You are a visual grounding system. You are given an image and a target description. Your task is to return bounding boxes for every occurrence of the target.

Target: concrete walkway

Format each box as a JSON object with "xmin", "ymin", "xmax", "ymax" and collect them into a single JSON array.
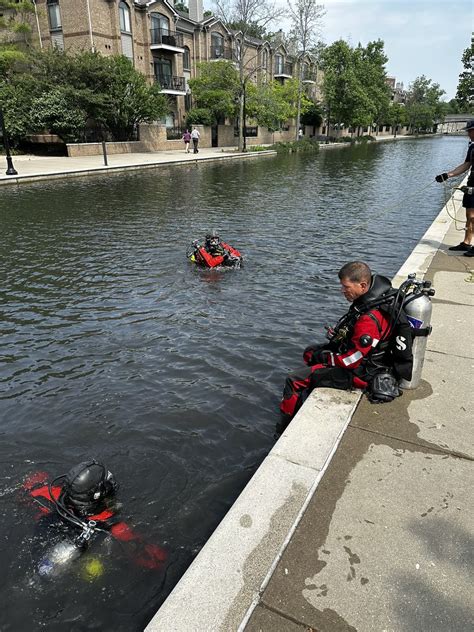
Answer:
[
  {"xmin": 145, "ymin": 185, "xmax": 473, "ymax": 631},
  {"xmin": 244, "ymin": 250, "xmax": 474, "ymax": 632},
  {"xmin": 0, "ymin": 134, "xmax": 417, "ymax": 187},
  {"xmin": 0, "ymin": 146, "xmax": 274, "ymax": 186}
]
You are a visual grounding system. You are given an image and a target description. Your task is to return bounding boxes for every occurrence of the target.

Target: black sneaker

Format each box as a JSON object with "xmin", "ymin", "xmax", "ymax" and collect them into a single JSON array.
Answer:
[
  {"xmin": 449, "ymin": 242, "xmax": 470, "ymax": 251},
  {"xmin": 463, "ymin": 246, "xmax": 474, "ymax": 257}
]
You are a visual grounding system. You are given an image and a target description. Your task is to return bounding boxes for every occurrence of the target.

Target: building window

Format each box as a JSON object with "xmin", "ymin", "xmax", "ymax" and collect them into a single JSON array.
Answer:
[
  {"xmin": 47, "ymin": 0, "xmax": 63, "ymax": 49},
  {"xmin": 47, "ymin": 0, "xmax": 61, "ymax": 30},
  {"xmin": 262, "ymin": 49, "xmax": 267, "ymax": 69},
  {"xmin": 275, "ymin": 54, "xmax": 283, "ymax": 74},
  {"xmin": 183, "ymin": 46, "xmax": 191, "ymax": 70},
  {"xmin": 151, "ymin": 12, "xmax": 169, "ymax": 35},
  {"xmin": 119, "ymin": 2, "xmax": 133, "ymax": 60},
  {"xmin": 119, "ymin": 2, "xmax": 131, "ymax": 33},
  {"xmin": 154, "ymin": 57, "xmax": 172, "ymax": 88},
  {"xmin": 211, "ymin": 32, "xmax": 224, "ymax": 58}
]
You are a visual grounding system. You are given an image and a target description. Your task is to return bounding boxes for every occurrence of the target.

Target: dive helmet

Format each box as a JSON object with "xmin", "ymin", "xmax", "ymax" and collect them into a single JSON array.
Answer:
[
  {"xmin": 205, "ymin": 231, "xmax": 220, "ymax": 249},
  {"xmin": 367, "ymin": 371, "xmax": 402, "ymax": 404},
  {"xmin": 63, "ymin": 460, "xmax": 117, "ymax": 509}
]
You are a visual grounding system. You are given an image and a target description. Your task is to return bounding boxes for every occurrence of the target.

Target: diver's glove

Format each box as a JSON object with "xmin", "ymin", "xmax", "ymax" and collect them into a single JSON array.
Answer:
[{"xmin": 435, "ymin": 173, "xmax": 448, "ymax": 183}]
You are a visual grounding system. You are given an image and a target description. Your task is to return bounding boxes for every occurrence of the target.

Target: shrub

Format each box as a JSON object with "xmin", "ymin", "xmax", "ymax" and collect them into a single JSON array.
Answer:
[
  {"xmin": 271, "ymin": 138, "xmax": 319, "ymax": 153},
  {"xmin": 186, "ymin": 108, "xmax": 213, "ymax": 127}
]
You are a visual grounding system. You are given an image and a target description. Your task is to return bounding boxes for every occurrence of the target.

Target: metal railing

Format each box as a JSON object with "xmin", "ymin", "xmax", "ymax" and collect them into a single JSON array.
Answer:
[
  {"xmin": 150, "ymin": 28, "xmax": 184, "ymax": 48},
  {"xmin": 166, "ymin": 127, "xmax": 187, "ymax": 140},
  {"xmin": 155, "ymin": 75, "xmax": 186, "ymax": 91},
  {"xmin": 274, "ymin": 62, "xmax": 293, "ymax": 76},
  {"xmin": 234, "ymin": 126, "xmax": 258, "ymax": 137}
]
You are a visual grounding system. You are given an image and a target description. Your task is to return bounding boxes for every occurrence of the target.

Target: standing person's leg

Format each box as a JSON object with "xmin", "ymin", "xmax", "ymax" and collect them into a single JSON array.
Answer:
[{"xmin": 463, "ymin": 207, "xmax": 474, "ymax": 256}]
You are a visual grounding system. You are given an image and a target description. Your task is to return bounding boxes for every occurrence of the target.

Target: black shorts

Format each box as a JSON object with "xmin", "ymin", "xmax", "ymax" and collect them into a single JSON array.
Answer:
[{"xmin": 462, "ymin": 192, "xmax": 474, "ymax": 209}]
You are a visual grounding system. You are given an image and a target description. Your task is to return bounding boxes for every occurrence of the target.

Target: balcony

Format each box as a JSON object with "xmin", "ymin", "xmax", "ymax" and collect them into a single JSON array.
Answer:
[
  {"xmin": 210, "ymin": 45, "xmax": 235, "ymax": 61},
  {"xmin": 155, "ymin": 75, "xmax": 187, "ymax": 95},
  {"xmin": 274, "ymin": 62, "xmax": 293, "ymax": 78},
  {"xmin": 150, "ymin": 29, "xmax": 185, "ymax": 53}
]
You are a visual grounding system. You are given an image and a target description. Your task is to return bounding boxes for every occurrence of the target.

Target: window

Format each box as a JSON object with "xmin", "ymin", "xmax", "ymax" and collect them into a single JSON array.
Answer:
[
  {"xmin": 47, "ymin": 0, "xmax": 61, "ymax": 30},
  {"xmin": 275, "ymin": 54, "xmax": 283, "ymax": 74},
  {"xmin": 183, "ymin": 46, "xmax": 191, "ymax": 70},
  {"xmin": 211, "ymin": 32, "xmax": 224, "ymax": 58},
  {"xmin": 119, "ymin": 2, "xmax": 131, "ymax": 34},
  {"xmin": 151, "ymin": 12, "xmax": 169, "ymax": 35},
  {"xmin": 262, "ymin": 49, "xmax": 267, "ymax": 69},
  {"xmin": 154, "ymin": 58, "xmax": 172, "ymax": 88}
]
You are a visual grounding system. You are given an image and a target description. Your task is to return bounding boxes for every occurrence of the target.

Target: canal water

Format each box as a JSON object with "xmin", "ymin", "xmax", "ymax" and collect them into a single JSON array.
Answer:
[{"xmin": 0, "ymin": 136, "xmax": 467, "ymax": 630}]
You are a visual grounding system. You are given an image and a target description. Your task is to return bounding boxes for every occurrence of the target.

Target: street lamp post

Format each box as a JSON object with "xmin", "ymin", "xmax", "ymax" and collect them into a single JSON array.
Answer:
[{"xmin": 0, "ymin": 105, "xmax": 18, "ymax": 176}]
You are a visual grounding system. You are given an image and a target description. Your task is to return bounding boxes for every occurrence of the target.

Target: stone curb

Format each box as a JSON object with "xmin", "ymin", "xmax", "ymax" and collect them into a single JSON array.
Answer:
[
  {"xmin": 144, "ymin": 179, "xmax": 465, "ymax": 632},
  {"xmin": 0, "ymin": 150, "xmax": 276, "ymax": 187}
]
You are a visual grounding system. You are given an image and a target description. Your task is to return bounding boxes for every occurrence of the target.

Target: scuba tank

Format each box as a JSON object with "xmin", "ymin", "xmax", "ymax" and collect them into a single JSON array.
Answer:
[
  {"xmin": 398, "ymin": 274, "xmax": 435, "ymax": 390},
  {"xmin": 37, "ymin": 521, "xmax": 96, "ymax": 578}
]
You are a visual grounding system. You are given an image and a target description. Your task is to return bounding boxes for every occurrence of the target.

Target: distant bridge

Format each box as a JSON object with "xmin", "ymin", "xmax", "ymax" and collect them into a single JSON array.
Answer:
[{"xmin": 437, "ymin": 114, "xmax": 473, "ymax": 134}]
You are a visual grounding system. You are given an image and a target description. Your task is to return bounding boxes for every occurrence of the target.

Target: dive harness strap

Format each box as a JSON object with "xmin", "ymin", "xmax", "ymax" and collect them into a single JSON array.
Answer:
[{"xmin": 411, "ymin": 326, "xmax": 432, "ymax": 337}]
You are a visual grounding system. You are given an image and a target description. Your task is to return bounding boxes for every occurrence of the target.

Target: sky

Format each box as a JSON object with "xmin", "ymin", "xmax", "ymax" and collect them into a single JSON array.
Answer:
[{"xmin": 206, "ymin": 0, "xmax": 472, "ymax": 100}]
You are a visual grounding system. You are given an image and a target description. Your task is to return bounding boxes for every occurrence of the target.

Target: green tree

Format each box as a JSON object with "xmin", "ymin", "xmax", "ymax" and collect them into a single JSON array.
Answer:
[
  {"xmin": 387, "ymin": 102, "xmax": 407, "ymax": 137},
  {"xmin": 247, "ymin": 78, "xmax": 308, "ymax": 131},
  {"xmin": 455, "ymin": 45, "xmax": 473, "ymax": 111},
  {"xmin": 188, "ymin": 60, "xmax": 240, "ymax": 123},
  {"xmin": 212, "ymin": 0, "xmax": 284, "ymax": 150},
  {"xmin": 30, "ymin": 88, "xmax": 88, "ymax": 142},
  {"xmin": 405, "ymin": 75, "xmax": 445, "ymax": 133},
  {"xmin": 0, "ymin": 0, "xmax": 35, "ymax": 75},
  {"xmin": 353, "ymin": 40, "xmax": 391, "ymax": 133}
]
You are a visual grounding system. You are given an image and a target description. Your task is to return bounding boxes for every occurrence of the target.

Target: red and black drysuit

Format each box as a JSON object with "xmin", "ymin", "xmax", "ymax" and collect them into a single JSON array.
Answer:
[
  {"xmin": 194, "ymin": 242, "xmax": 242, "ymax": 268},
  {"xmin": 23, "ymin": 471, "xmax": 167, "ymax": 570},
  {"xmin": 280, "ymin": 275, "xmax": 397, "ymax": 418}
]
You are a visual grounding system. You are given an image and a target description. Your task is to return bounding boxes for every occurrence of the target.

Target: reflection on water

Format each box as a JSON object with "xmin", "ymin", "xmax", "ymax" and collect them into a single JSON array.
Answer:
[{"xmin": 0, "ymin": 136, "xmax": 467, "ymax": 630}]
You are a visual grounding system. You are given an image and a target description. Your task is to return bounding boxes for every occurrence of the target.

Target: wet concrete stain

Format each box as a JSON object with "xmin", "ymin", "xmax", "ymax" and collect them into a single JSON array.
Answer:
[
  {"xmin": 255, "ymin": 376, "xmax": 470, "ymax": 631},
  {"xmin": 240, "ymin": 514, "xmax": 253, "ymax": 528}
]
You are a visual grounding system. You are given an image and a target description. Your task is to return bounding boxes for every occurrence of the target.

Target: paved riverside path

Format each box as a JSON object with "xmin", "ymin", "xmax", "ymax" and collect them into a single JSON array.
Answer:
[
  {"xmin": 0, "ymin": 146, "xmax": 274, "ymax": 185},
  {"xmin": 243, "ymin": 226, "xmax": 474, "ymax": 629}
]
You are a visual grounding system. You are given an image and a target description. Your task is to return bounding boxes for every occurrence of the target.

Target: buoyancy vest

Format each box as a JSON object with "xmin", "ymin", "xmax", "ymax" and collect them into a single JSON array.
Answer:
[{"xmin": 194, "ymin": 241, "xmax": 242, "ymax": 268}]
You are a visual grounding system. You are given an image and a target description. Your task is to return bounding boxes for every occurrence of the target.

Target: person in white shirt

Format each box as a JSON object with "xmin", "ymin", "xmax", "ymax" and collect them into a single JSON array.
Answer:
[{"xmin": 191, "ymin": 127, "xmax": 200, "ymax": 153}]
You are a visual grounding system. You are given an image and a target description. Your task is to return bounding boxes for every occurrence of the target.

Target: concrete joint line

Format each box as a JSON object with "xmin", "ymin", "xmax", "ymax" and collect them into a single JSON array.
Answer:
[
  {"xmin": 257, "ymin": 600, "xmax": 311, "ymax": 630},
  {"xmin": 427, "ymin": 348, "xmax": 474, "ymax": 360},
  {"xmin": 272, "ymin": 451, "xmax": 322, "ymax": 473},
  {"xmin": 348, "ymin": 424, "xmax": 474, "ymax": 462}
]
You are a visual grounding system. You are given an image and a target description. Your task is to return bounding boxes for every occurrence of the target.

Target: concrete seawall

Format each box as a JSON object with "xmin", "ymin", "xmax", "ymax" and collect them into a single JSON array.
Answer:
[{"xmin": 145, "ymin": 180, "xmax": 471, "ymax": 631}]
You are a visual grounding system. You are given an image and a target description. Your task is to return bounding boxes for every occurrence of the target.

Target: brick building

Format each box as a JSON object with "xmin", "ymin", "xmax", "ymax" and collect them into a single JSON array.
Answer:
[{"xmin": 29, "ymin": 0, "xmax": 321, "ymax": 132}]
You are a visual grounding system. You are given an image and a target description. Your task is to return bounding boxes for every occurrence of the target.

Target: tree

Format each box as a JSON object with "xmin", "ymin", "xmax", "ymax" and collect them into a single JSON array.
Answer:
[
  {"xmin": 188, "ymin": 60, "xmax": 240, "ymax": 123},
  {"xmin": 212, "ymin": 0, "xmax": 284, "ymax": 150},
  {"xmin": 248, "ymin": 78, "xmax": 310, "ymax": 131},
  {"xmin": 455, "ymin": 45, "xmax": 473, "ymax": 111},
  {"xmin": 405, "ymin": 75, "xmax": 445, "ymax": 133},
  {"xmin": 387, "ymin": 102, "xmax": 407, "ymax": 137},
  {"xmin": 0, "ymin": 0, "xmax": 35, "ymax": 75},
  {"xmin": 320, "ymin": 40, "xmax": 357, "ymax": 133},
  {"xmin": 287, "ymin": 0, "xmax": 324, "ymax": 139},
  {"xmin": 353, "ymin": 40, "xmax": 390, "ymax": 134}
]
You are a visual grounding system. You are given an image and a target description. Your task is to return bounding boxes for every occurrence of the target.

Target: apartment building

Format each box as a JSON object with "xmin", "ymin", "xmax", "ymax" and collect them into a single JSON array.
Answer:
[{"xmin": 30, "ymin": 0, "xmax": 321, "ymax": 130}]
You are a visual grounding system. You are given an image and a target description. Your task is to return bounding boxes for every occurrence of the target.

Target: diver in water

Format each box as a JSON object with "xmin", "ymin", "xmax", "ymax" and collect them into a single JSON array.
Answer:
[
  {"xmin": 187, "ymin": 231, "xmax": 243, "ymax": 268},
  {"xmin": 23, "ymin": 460, "xmax": 167, "ymax": 579}
]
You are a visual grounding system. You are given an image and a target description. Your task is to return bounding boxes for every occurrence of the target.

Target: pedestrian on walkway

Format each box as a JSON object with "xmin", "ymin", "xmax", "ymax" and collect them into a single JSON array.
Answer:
[
  {"xmin": 182, "ymin": 129, "xmax": 192, "ymax": 153},
  {"xmin": 191, "ymin": 127, "xmax": 200, "ymax": 154},
  {"xmin": 435, "ymin": 119, "xmax": 474, "ymax": 258}
]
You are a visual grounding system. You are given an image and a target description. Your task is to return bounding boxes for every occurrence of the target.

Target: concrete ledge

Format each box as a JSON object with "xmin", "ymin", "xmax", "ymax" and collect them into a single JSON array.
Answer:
[
  {"xmin": 0, "ymin": 150, "xmax": 277, "ymax": 187},
  {"xmin": 145, "ymin": 178, "xmax": 467, "ymax": 631},
  {"xmin": 145, "ymin": 389, "xmax": 360, "ymax": 632}
]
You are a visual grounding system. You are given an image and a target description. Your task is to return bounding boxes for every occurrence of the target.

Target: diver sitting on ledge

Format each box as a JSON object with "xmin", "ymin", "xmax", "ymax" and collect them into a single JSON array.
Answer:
[
  {"xmin": 280, "ymin": 261, "xmax": 420, "ymax": 420},
  {"xmin": 187, "ymin": 231, "xmax": 243, "ymax": 268},
  {"xmin": 23, "ymin": 459, "xmax": 167, "ymax": 579}
]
